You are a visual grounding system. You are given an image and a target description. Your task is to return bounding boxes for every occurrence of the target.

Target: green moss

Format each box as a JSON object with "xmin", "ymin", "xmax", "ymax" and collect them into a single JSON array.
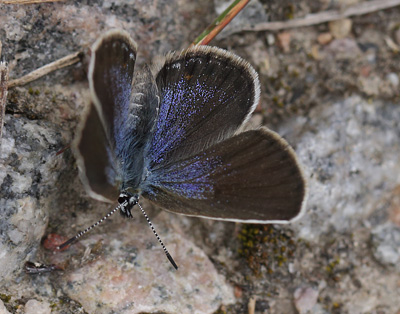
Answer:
[
  {"xmin": 284, "ymin": 4, "xmax": 295, "ymax": 20},
  {"xmin": 272, "ymin": 95, "xmax": 284, "ymax": 107},
  {"xmin": 50, "ymin": 302, "xmax": 59, "ymax": 310},
  {"xmin": 332, "ymin": 302, "xmax": 340, "ymax": 308},
  {"xmin": 0, "ymin": 293, "xmax": 11, "ymax": 303},
  {"xmin": 213, "ymin": 306, "xmax": 227, "ymax": 314},
  {"xmin": 325, "ymin": 258, "xmax": 340, "ymax": 274},
  {"xmin": 291, "ymin": 69, "xmax": 300, "ymax": 78},
  {"xmin": 27, "ymin": 88, "xmax": 40, "ymax": 95},
  {"xmin": 238, "ymin": 225, "xmax": 297, "ymax": 275}
]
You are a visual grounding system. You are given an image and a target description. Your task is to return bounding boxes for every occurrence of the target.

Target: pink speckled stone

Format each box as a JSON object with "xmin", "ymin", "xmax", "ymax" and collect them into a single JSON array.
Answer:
[{"xmin": 57, "ymin": 211, "xmax": 234, "ymax": 314}]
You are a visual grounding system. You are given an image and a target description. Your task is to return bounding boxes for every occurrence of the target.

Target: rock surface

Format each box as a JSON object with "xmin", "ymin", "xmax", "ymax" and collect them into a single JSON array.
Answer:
[
  {"xmin": 285, "ymin": 96, "xmax": 400, "ymax": 241},
  {"xmin": 56, "ymin": 212, "xmax": 234, "ymax": 314},
  {"xmin": 0, "ymin": 115, "xmax": 62, "ymax": 284}
]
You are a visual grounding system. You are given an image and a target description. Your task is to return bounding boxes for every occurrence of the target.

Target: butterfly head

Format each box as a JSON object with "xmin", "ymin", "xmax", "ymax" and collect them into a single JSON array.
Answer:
[{"xmin": 118, "ymin": 192, "xmax": 139, "ymax": 218}]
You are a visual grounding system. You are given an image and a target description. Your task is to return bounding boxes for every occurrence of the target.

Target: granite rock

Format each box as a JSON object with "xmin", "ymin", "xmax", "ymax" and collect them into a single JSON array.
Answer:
[
  {"xmin": 1, "ymin": 1, "xmax": 400, "ymax": 313},
  {"xmin": 0, "ymin": 1, "xmax": 235, "ymax": 313},
  {"xmin": 0, "ymin": 115, "xmax": 62, "ymax": 285},
  {"xmin": 281, "ymin": 96, "xmax": 400, "ymax": 242},
  {"xmin": 371, "ymin": 222, "xmax": 400, "ymax": 270},
  {"xmin": 52, "ymin": 211, "xmax": 234, "ymax": 314}
]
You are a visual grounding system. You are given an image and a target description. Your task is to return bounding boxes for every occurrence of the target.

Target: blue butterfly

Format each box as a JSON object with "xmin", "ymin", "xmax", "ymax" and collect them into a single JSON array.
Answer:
[{"xmin": 60, "ymin": 29, "xmax": 307, "ymax": 269}]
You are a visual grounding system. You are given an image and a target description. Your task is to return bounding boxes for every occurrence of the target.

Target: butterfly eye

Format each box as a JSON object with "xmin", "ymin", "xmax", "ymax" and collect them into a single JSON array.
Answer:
[{"xmin": 118, "ymin": 193, "xmax": 129, "ymax": 204}]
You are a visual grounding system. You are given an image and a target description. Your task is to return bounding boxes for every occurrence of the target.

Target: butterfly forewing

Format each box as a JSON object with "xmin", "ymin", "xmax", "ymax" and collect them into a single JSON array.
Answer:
[
  {"xmin": 88, "ymin": 29, "xmax": 138, "ymax": 155},
  {"xmin": 142, "ymin": 128, "xmax": 307, "ymax": 223},
  {"xmin": 146, "ymin": 46, "xmax": 260, "ymax": 171}
]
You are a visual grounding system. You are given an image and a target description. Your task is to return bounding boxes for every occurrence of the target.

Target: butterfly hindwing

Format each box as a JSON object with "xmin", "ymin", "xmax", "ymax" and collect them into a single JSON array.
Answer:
[
  {"xmin": 76, "ymin": 30, "xmax": 160, "ymax": 201},
  {"xmin": 146, "ymin": 46, "xmax": 260, "ymax": 171},
  {"xmin": 142, "ymin": 128, "xmax": 307, "ymax": 222},
  {"xmin": 73, "ymin": 102, "xmax": 120, "ymax": 202}
]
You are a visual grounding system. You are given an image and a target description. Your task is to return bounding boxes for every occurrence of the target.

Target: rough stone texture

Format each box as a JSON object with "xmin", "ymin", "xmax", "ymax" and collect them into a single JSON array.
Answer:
[
  {"xmin": 0, "ymin": 115, "xmax": 63, "ymax": 284},
  {"xmin": 371, "ymin": 222, "xmax": 400, "ymax": 270},
  {"xmin": 293, "ymin": 286, "xmax": 319, "ymax": 314},
  {"xmin": 279, "ymin": 97, "xmax": 400, "ymax": 313},
  {"xmin": 328, "ymin": 18, "xmax": 353, "ymax": 39},
  {"xmin": 0, "ymin": 300, "xmax": 11, "ymax": 314},
  {"xmin": 53, "ymin": 212, "xmax": 234, "ymax": 314},
  {"xmin": 214, "ymin": 0, "xmax": 269, "ymax": 39},
  {"xmin": 0, "ymin": 1, "xmax": 233, "ymax": 313},
  {"xmin": 283, "ymin": 96, "xmax": 400, "ymax": 241},
  {"xmin": 23, "ymin": 299, "xmax": 51, "ymax": 314},
  {"xmin": 1, "ymin": 1, "xmax": 400, "ymax": 313}
]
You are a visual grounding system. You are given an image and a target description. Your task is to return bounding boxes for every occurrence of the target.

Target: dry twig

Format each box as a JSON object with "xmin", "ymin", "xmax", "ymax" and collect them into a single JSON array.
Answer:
[
  {"xmin": 8, "ymin": 51, "xmax": 82, "ymax": 88},
  {"xmin": 248, "ymin": 296, "xmax": 256, "ymax": 314},
  {"xmin": 242, "ymin": 0, "xmax": 400, "ymax": 31}
]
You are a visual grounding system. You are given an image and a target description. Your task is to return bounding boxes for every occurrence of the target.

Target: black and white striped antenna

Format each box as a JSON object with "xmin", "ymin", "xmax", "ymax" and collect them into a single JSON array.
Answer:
[
  {"xmin": 137, "ymin": 202, "xmax": 178, "ymax": 270},
  {"xmin": 57, "ymin": 197, "xmax": 178, "ymax": 270},
  {"xmin": 57, "ymin": 202, "xmax": 123, "ymax": 250}
]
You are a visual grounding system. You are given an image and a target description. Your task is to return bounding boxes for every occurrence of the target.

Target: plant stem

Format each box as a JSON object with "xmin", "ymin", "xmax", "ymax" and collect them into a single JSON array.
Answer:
[{"xmin": 191, "ymin": 0, "xmax": 250, "ymax": 46}]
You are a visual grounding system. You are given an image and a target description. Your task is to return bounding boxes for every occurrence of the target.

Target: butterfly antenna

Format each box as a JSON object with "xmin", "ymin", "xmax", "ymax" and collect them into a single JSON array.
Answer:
[
  {"xmin": 57, "ymin": 203, "xmax": 122, "ymax": 250},
  {"xmin": 137, "ymin": 202, "xmax": 178, "ymax": 270}
]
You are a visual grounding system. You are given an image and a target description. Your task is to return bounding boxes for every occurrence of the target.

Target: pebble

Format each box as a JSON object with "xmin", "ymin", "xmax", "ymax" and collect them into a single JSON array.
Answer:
[
  {"xmin": 277, "ymin": 31, "xmax": 291, "ymax": 52},
  {"xmin": 234, "ymin": 285, "xmax": 243, "ymax": 298},
  {"xmin": 359, "ymin": 65, "xmax": 371, "ymax": 77},
  {"xmin": 311, "ymin": 44, "xmax": 321, "ymax": 60},
  {"xmin": 329, "ymin": 18, "xmax": 352, "ymax": 39},
  {"xmin": 24, "ymin": 300, "xmax": 51, "ymax": 314},
  {"xmin": 317, "ymin": 32, "xmax": 333, "ymax": 45},
  {"xmin": 386, "ymin": 72, "xmax": 399, "ymax": 87},
  {"xmin": 266, "ymin": 33, "xmax": 275, "ymax": 46},
  {"xmin": 359, "ymin": 76, "xmax": 380, "ymax": 96},
  {"xmin": 293, "ymin": 286, "xmax": 319, "ymax": 314},
  {"xmin": 371, "ymin": 223, "xmax": 400, "ymax": 270},
  {"xmin": 327, "ymin": 38, "xmax": 360, "ymax": 56}
]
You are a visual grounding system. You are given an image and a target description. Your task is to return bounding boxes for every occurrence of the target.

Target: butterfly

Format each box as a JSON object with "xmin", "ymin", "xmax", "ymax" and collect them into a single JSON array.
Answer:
[{"xmin": 59, "ymin": 29, "xmax": 307, "ymax": 269}]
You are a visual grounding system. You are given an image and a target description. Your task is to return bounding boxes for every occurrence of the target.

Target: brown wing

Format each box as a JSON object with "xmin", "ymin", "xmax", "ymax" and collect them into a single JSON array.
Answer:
[{"xmin": 142, "ymin": 128, "xmax": 307, "ymax": 223}]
